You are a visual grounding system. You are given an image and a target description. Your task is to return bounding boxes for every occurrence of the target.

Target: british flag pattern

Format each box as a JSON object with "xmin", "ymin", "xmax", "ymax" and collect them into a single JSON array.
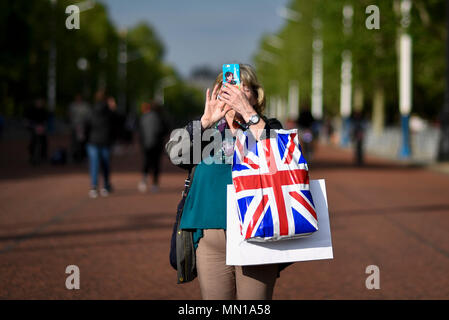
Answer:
[{"xmin": 232, "ymin": 129, "xmax": 318, "ymax": 241}]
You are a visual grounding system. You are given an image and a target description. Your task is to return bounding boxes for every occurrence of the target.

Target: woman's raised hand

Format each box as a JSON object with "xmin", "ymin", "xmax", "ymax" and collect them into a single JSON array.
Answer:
[
  {"xmin": 200, "ymin": 84, "xmax": 231, "ymax": 129},
  {"xmin": 219, "ymin": 83, "xmax": 255, "ymax": 122}
]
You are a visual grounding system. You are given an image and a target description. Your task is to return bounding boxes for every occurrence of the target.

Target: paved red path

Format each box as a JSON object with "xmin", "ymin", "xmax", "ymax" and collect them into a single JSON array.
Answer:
[{"xmin": 0, "ymin": 136, "xmax": 448, "ymax": 299}]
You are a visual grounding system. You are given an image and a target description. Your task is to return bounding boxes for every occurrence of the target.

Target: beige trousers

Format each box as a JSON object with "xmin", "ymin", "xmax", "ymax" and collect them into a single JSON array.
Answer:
[{"xmin": 196, "ymin": 229, "xmax": 278, "ymax": 300}]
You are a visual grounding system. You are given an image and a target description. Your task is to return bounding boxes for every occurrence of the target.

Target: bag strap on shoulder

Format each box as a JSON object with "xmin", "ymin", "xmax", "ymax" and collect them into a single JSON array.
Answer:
[{"xmin": 182, "ymin": 166, "xmax": 195, "ymax": 198}]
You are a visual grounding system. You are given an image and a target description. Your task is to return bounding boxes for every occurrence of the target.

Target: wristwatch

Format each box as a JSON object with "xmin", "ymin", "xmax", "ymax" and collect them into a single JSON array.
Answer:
[{"xmin": 244, "ymin": 114, "xmax": 260, "ymax": 130}]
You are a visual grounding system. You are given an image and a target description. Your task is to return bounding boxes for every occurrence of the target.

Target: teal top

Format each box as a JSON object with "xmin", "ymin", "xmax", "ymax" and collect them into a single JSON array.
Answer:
[{"xmin": 179, "ymin": 159, "xmax": 233, "ymax": 248}]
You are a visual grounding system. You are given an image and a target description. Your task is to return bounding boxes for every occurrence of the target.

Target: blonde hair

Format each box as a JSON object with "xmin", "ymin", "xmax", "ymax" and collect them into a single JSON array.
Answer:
[{"xmin": 213, "ymin": 64, "xmax": 266, "ymax": 115}]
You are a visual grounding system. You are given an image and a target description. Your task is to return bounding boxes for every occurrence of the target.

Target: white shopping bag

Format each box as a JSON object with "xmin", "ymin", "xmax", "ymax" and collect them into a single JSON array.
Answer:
[{"xmin": 226, "ymin": 179, "xmax": 333, "ymax": 266}]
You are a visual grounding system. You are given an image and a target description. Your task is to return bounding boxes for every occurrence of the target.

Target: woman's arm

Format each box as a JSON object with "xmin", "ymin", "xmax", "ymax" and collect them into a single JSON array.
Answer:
[
  {"xmin": 165, "ymin": 119, "xmax": 200, "ymax": 171},
  {"xmin": 165, "ymin": 116, "xmax": 283, "ymax": 169},
  {"xmin": 167, "ymin": 84, "xmax": 233, "ymax": 169}
]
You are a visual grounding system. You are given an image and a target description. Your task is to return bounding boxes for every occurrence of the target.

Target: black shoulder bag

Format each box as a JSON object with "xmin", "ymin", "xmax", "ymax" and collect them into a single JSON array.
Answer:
[{"xmin": 169, "ymin": 167, "xmax": 197, "ymax": 284}]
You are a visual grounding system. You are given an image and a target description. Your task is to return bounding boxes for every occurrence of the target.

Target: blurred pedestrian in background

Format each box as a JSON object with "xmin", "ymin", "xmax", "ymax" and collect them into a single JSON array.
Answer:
[
  {"xmin": 0, "ymin": 113, "xmax": 4, "ymax": 140},
  {"xmin": 68, "ymin": 93, "xmax": 90, "ymax": 163},
  {"xmin": 284, "ymin": 116, "xmax": 298, "ymax": 130},
  {"xmin": 24, "ymin": 98, "xmax": 49, "ymax": 165},
  {"xmin": 351, "ymin": 110, "xmax": 366, "ymax": 166},
  {"xmin": 323, "ymin": 117, "xmax": 335, "ymax": 145},
  {"xmin": 85, "ymin": 90, "xmax": 118, "ymax": 198},
  {"xmin": 297, "ymin": 105, "xmax": 317, "ymax": 162},
  {"xmin": 138, "ymin": 101, "xmax": 168, "ymax": 193}
]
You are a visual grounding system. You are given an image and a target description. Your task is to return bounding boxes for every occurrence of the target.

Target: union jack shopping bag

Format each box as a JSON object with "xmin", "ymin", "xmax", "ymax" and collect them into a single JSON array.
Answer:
[{"xmin": 232, "ymin": 129, "xmax": 318, "ymax": 242}]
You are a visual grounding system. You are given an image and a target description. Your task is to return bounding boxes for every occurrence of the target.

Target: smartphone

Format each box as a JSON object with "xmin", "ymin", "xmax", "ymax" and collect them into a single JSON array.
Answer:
[{"xmin": 222, "ymin": 64, "xmax": 241, "ymax": 88}]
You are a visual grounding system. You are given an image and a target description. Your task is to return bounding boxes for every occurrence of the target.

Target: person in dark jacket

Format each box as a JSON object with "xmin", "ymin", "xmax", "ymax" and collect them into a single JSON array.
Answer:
[
  {"xmin": 69, "ymin": 93, "xmax": 90, "ymax": 163},
  {"xmin": 166, "ymin": 64, "xmax": 285, "ymax": 300},
  {"xmin": 85, "ymin": 90, "xmax": 117, "ymax": 198},
  {"xmin": 296, "ymin": 106, "xmax": 317, "ymax": 162},
  {"xmin": 138, "ymin": 101, "xmax": 168, "ymax": 193},
  {"xmin": 351, "ymin": 110, "xmax": 366, "ymax": 166},
  {"xmin": 25, "ymin": 98, "xmax": 49, "ymax": 165}
]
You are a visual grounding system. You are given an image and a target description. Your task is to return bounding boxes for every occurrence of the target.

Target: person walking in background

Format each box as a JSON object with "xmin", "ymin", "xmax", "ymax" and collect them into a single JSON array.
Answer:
[
  {"xmin": 351, "ymin": 110, "xmax": 366, "ymax": 166},
  {"xmin": 323, "ymin": 117, "xmax": 335, "ymax": 145},
  {"xmin": 85, "ymin": 90, "xmax": 117, "ymax": 198},
  {"xmin": 138, "ymin": 101, "xmax": 168, "ymax": 193},
  {"xmin": 69, "ymin": 93, "xmax": 90, "ymax": 163},
  {"xmin": 24, "ymin": 98, "xmax": 49, "ymax": 165},
  {"xmin": 296, "ymin": 105, "xmax": 317, "ymax": 162}
]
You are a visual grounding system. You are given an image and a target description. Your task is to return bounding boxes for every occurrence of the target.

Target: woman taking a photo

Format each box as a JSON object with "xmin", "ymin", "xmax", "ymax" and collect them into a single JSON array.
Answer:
[{"xmin": 166, "ymin": 64, "xmax": 284, "ymax": 300}]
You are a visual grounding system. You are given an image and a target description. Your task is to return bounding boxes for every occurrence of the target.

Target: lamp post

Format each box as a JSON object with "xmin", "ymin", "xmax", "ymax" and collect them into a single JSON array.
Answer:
[
  {"xmin": 288, "ymin": 80, "xmax": 299, "ymax": 121},
  {"xmin": 268, "ymin": 96, "xmax": 276, "ymax": 119},
  {"xmin": 76, "ymin": 57, "xmax": 89, "ymax": 96},
  {"xmin": 398, "ymin": 0, "xmax": 412, "ymax": 159},
  {"xmin": 265, "ymin": 35, "xmax": 299, "ymax": 124},
  {"xmin": 117, "ymin": 29, "xmax": 127, "ymax": 114},
  {"xmin": 438, "ymin": 0, "xmax": 449, "ymax": 161},
  {"xmin": 98, "ymin": 48, "xmax": 108, "ymax": 90},
  {"xmin": 340, "ymin": 4, "xmax": 353, "ymax": 147},
  {"xmin": 311, "ymin": 19, "xmax": 323, "ymax": 122},
  {"xmin": 276, "ymin": 95, "xmax": 287, "ymax": 123},
  {"xmin": 47, "ymin": 0, "xmax": 57, "ymax": 133}
]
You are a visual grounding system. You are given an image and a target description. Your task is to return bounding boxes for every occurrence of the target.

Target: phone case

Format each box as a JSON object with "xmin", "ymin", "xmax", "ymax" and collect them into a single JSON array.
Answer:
[{"xmin": 223, "ymin": 64, "xmax": 241, "ymax": 88}]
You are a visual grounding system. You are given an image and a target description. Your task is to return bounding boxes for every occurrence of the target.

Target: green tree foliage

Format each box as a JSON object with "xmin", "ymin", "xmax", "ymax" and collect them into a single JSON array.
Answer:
[
  {"xmin": 254, "ymin": 0, "xmax": 446, "ymax": 122},
  {"xmin": 0, "ymin": 0, "xmax": 203, "ymax": 122},
  {"xmin": 0, "ymin": 0, "xmax": 120, "ymax": 116},
  {"xmin": 411, "ymin": 0, "xmax": 446, "ymax": 120},
  {"xmin": 164, "ymin": 81, "xmax": 205, "ymax": 126},
  {"xmin": 125, "ymin": 22, "xmax": 165, "ymax": 112},
  {"xmin": 1, "ymin": 0, "xmax": 53, "ymax": 116}
]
